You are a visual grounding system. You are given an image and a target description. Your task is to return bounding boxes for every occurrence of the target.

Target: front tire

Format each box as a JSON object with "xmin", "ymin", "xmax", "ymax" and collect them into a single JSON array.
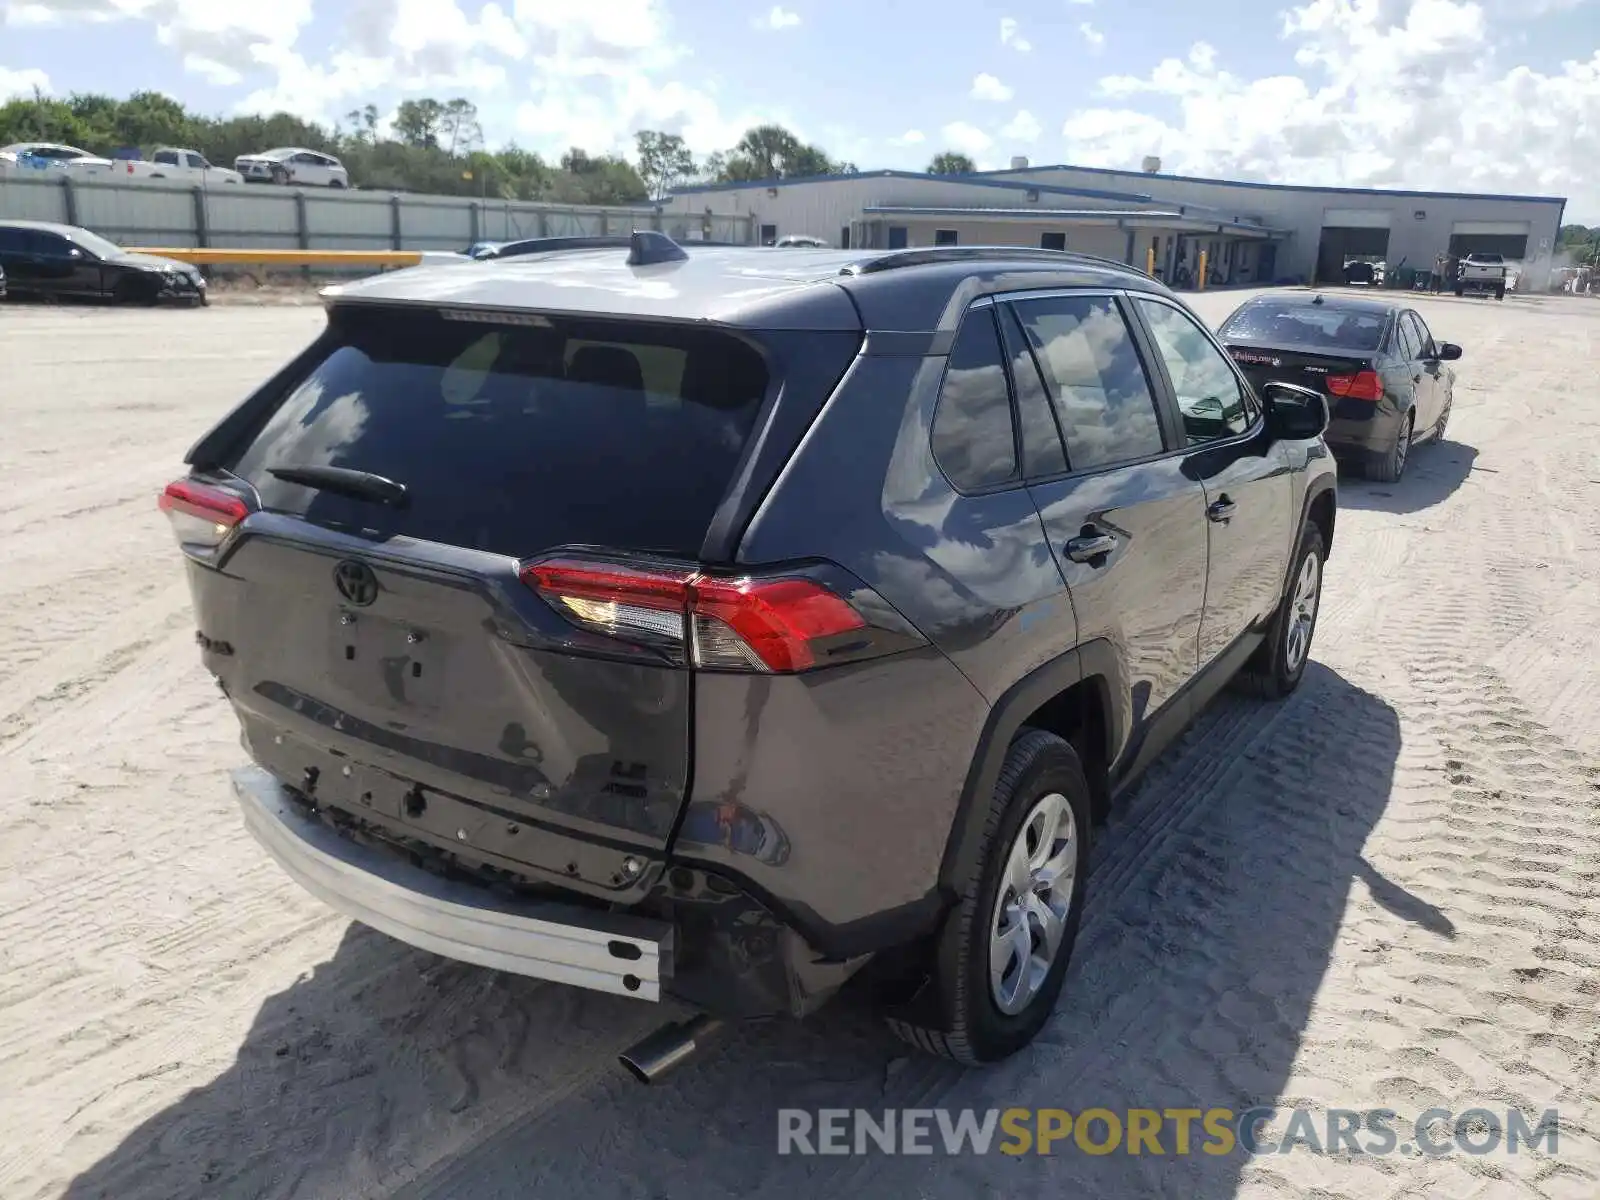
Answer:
[
  {"xmin": 886, "ymin": 730, "xmax": 1091, "ymax": 1065},
  {"xmin": 1239, "ymin": 525, "xmax": 1326, "ymax": 699}
]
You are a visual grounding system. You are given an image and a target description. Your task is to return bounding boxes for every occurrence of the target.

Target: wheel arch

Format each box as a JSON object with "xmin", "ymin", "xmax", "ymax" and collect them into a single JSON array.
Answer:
[{"xmin": 938, "ymin": 639, "xmax": 1130, "ymax": 894}]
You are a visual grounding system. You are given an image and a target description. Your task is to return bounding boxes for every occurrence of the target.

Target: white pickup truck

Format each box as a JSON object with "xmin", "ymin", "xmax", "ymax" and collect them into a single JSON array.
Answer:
[
  {"xmin": 1455, "ymin": 253, "xmax": 1509, "ymax": 300},
  {"xmin": 114, "ymin": 148, "xmax": 244, "ymax": 186}
]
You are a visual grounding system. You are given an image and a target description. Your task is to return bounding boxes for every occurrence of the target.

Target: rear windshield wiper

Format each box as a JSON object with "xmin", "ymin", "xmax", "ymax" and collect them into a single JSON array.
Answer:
[{"xmin": 267, "ymin": 464, "xmax": 408, "ymax": 507}]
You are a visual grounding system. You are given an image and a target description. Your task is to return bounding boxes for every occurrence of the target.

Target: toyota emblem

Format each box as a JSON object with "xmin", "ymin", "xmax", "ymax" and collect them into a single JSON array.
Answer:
[{"xmin": 333, "ymin": 559, "xmax": 379, "ymax": 606}]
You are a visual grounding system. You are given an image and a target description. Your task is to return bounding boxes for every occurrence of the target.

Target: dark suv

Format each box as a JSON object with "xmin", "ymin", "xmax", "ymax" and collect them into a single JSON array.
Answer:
[{"xmin": 162, "ymin": 235, "xmax": 1336, "ymax": 1073}]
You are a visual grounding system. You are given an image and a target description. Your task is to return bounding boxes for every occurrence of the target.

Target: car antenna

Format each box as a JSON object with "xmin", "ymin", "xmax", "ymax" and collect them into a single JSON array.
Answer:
[{"xmin": 627, "ymin": 229, "xmax": 689, "ymax": 266}]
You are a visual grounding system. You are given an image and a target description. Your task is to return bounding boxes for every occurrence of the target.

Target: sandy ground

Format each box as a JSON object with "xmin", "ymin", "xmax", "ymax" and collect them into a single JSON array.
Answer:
[{"xmin": 1, "ymin": 290, "xmax": 1597, "ymax": 1200}]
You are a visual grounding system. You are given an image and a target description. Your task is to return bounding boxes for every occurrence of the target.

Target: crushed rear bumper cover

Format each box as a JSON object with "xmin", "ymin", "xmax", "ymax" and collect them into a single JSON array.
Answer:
[{"xmin": 231, "ymin": 766, "xmax": 672, "ymax": 999}]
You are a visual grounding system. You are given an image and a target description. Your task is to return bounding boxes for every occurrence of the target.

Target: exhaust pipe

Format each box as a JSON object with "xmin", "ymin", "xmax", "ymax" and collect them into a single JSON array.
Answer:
[{"xmin": 618, "ymin": 1014, "xmax": 723, "ymax": 1084}]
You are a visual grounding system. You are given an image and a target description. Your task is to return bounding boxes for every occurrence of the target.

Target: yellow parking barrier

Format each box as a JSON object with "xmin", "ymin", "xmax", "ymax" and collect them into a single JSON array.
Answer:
[
  {"xmin": 125, "ymin": 248, "xmax": 425, "ymax": 267},
  {"xmin": 1198, "ymin": 248, "xmax": 1208, "ymax": 291}
]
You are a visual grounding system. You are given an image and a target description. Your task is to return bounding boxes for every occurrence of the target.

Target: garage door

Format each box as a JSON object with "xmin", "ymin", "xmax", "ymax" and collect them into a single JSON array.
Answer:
[
  {"xmin": 1316, "ymin": 210, "xmax": 1393, "ymax": 282},
  {"xmin": 1448, "ymin": 220, "xmax": 1530, "ymax": 261}
]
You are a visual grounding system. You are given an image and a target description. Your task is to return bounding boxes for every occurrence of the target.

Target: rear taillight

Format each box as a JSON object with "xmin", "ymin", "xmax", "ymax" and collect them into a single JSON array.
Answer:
[
  {"xmin": 159, "ymin": 479, "xmax": 249, "ymax": 548},
  {"xmin": 1325, "ymin": 369, "xmax": 1383, "ymax": 401},
  {"xmin": 522, "ymin": 558, "xmax": 871, "ymax": 674}
]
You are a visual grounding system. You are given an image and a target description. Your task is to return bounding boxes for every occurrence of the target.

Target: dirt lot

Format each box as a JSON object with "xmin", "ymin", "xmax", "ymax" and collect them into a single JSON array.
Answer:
[{"xmin": 1, "ymin": 291, "xmax": 1597, "ymax": 1200}]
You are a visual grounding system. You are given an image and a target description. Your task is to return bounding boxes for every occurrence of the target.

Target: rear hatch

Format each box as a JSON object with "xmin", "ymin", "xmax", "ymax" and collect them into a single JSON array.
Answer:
[
  {"xmin": 1224, "ymin": 339, "xmax": 1374, "ymax": 397},
  {"xmin": 169, "ymin": 302, "xmax": 857, "ymax": 890}
]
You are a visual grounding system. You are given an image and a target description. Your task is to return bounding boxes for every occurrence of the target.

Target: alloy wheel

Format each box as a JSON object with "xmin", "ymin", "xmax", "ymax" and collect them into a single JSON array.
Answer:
[{"xmin": 989, "ymin": 791, "xmax": 1078, "ymax": 1016}]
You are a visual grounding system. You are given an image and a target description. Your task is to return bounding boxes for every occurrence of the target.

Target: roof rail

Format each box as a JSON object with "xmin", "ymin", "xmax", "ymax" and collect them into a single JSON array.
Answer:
[
  {"xmin": 486, "ymin": 231, "xmax": 746, "ymax": 261},
  {"xmin": 840, "ymin": 245, "xmax": 1151, "ymax": 279}
]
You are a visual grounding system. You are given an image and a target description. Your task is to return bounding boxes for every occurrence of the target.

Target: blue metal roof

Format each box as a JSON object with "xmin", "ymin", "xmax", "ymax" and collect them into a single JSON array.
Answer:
[
  {"xmin": 668, "ymin": 163, "xmax": 1565, "ymax": 209},
  {"xmin": 668, "ymin": 168, "xmax": 1156, "ymax": 205},
  {"xmin": 972, "ymin": 162, "xmax": 1568, "ymax": 206}
]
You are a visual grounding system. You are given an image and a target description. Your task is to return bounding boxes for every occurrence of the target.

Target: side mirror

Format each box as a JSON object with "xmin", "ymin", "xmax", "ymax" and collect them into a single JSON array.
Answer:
[
  {"xmin": 1263, "ymin": 381, "xmax": 1330, "ymax": 441},
  {"xmin": 1436, "ymin": 342, "xmax": 1462, "ymax": 361}
]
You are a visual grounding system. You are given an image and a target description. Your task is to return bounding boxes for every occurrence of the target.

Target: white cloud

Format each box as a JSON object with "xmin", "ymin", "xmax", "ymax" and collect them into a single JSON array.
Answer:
[
  {"xmin": 1000, "ymin": 109, "xmax": 1042, "ymax": 142},
  {"xmin": 999, "ymin": 16, "xmax": 1031, "ymax": 52},
  {"xmin": 890, "ymin": 129, "xmax": 926, "ymax": 146},
  {"xmin": 970, "ymin": 72, "xmax": 1013, "ymax": 102},
  {"xmin": 1080, "ymin": 21, "xmax": 1104, "ymax": 52},
  {"xmin": 0, "ymin": 65, "xmax": 50, "ymax": 98},
  {"xmin": 1062, "ymin": 2, "xmax": 1600, "ymax": 219},
  {"xmin": 755, "ymin": 4, "xmax": 799, "ymax": 29},
  {"xmin": 941, "ymin": 120, "xmax": 993, "ymax": 157}
]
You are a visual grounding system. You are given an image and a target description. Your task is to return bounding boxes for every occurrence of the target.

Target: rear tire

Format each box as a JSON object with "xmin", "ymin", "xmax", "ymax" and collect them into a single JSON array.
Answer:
[
  {"xmin": 885, "ymin": 730, "xmax": 1091, "ymax": 1065},
  {"xmin": 1495, "ymin": 284, "xmax": 1505, "ymax": 301},
  {"xmin": 270, "ymin": 165, "xmax": 290, "ymax": 186},
  {"xmin": 1369, "ymin": 411, "xmax": 1413, "ymax": 484},
  {"xmin": 1454, "ymin": 283, "xmax": 1464, "ymax": 297},
  {"xmin": 1238, "ymin": 525, "xmax": 1325, "ymax": 699}
]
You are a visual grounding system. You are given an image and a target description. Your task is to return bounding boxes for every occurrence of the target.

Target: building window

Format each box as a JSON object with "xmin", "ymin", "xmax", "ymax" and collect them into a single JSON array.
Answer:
[
  {"xmin": 1040, "ymin": 232, "xmax": 1066, "ymax": 251},
  {"xmin": 888, "ymin": 226, "xmax": 909, "ymax": 249},
  {"xmin": 759, "ymin": 224, "xmax": 778, "ymax": 246},
  {"xmin": 840, "ymin": 226, "xmax": 851, "ymax": 250},
  {"xmin": 935, "ymin": 229, "xmax": 959, "ymax": 246}
]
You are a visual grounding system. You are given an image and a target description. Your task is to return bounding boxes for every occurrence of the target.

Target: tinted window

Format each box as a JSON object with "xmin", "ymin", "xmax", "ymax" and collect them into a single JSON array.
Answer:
[
  {"xmin": 1220, "ymin": 301, "xmax": 1387, "ymax": 353},
  {"xmin": 0, "ymin": 228, "xmax": 25, "ymax": 253},
  {"xmin": 153, "ymin": 150, "xmax": 179, "ymax": 165},
  {"xmin": 228, "ymin": 307, "xmax": 771, "ymax": 559},
  {"xmin": 1012, "ymin": 295, "xmax": 1165, "ymax": 470},
  {"xmin": 1404, "ymin": 313, "xmax": 1435, "ymax": 358},
  {"xmin": 1135, "ymin": 298, "xmax": 1253, "ymax": 443},
  {"xmin": 998, "ymin": 305, "xmax": 1067, "ymax": 477},
  {"xmin": 1395, "ymin": 316, "xmax": 1419, "ymax": 361},
  {"xmin": 26, "ymin": 232, "xmax": 72, "ymax": 258},
  {"xmin": 931, "ymin": 309, "xmax": 1019, "ymax": 491}
]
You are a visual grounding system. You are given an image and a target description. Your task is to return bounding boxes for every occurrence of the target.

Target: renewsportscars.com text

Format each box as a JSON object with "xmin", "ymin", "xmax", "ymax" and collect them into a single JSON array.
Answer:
[{"xmin": 777, "ymin": 1107, "xmax": 1561, "ymax": 1158}]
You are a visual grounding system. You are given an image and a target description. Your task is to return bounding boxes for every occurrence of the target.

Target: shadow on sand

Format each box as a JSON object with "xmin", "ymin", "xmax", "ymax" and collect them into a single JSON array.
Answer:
[
  {"xmin": 1337, "ymin": 438, "xmax": 1479, "ymax": 515},
  {"xmin": 65, "ymin": 664, "xmax": 1430, "ymax": 1200}
]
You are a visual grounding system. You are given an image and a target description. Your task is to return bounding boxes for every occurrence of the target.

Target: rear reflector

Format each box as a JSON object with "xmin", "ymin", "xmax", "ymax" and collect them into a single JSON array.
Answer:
[
  {"xmin": 1325, "ymin": 369, "xmax": 1383, "ymax": 401},
  {"xmin": 159, "ymin": 479, "xmax": 249, "ymax": 548},
  {"xmin": 522, "ymin": 558, "xmax": 867, "ymax": 673}
]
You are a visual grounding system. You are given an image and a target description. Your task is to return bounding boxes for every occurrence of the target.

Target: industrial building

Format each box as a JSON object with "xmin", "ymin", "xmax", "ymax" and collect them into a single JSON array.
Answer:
[{"xmin": 660, "ymin": 157, "xmax": 1567, "ymax": 288}]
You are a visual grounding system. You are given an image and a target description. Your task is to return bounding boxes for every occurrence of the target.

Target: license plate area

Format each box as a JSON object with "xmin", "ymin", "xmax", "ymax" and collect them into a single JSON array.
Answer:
[{"xmin": 330, "ymin": 610, "xmax": 446, "ymax": 711}]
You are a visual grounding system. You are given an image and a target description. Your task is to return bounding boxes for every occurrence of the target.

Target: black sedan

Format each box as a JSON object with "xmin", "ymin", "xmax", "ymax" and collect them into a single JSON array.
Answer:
[
  {"xmin": 1218, "ymin": 293, "xmax": 1460, "ymax": 482},
  {"xmin": 0, "ymin": 220, "xmax": 207, "ymax": 305}
]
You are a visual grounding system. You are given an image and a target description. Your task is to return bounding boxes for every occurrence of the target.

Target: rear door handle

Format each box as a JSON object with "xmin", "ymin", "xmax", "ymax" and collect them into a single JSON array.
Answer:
[
  {"xmin": 1065, "ymin": 531, "xmax": 1117, "ymax": 563},
  {"xmin": 1207, "ymin": 498, "xmax": 1237, "ymax": 523}
]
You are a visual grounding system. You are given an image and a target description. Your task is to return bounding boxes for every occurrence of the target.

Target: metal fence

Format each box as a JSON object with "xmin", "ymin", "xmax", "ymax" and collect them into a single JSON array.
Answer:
[{"xmin": 0, "ymin": 169, "xmax": 755, "ymax": 252}]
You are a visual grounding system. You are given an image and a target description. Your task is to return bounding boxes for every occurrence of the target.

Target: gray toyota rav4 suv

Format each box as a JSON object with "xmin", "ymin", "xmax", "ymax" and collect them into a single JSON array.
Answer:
[{"xmin": 162, "ymin": 234, "xmax": 1336, "ymax": 1074}]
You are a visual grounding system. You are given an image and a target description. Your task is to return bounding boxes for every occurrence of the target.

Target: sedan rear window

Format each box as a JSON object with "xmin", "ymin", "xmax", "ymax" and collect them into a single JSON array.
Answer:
[
  {"xmin": 1219, "ymin": 302, "xmax": 1387, "ymax": 352},
  {"xmin": 227, "ymin": 306, "xmax": 770, "ymax": 559}
]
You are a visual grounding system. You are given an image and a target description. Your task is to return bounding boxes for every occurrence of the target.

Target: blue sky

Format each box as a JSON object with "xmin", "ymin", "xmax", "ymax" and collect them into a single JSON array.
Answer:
[{"xmin": 3, "ymin": 0, "xmax": 1599, "ymax": 217}]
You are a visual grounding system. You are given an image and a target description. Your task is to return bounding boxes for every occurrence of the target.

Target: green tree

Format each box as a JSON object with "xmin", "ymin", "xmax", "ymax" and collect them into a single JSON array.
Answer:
[
  {"xmin": 634, "ymin": 129, "xmax": 695, "ymax": 200},
  {"xmin": 440, "ymin": 98, "xmax": 482, "ymax": 157},
  {"xmin": 393, "ymin": 98, "xmax": 446, "ymax": 149},
  {"xmin": 711, "ymin": 124, "xmax": 843, "ymax": 182},
  {"xmin": 927, "ymin": 151, "xmax": 975, "ymax": 174}
]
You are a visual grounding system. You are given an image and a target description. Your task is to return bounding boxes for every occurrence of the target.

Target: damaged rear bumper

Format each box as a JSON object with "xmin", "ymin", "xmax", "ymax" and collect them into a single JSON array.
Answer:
[{"xmin": 231, "ymin": 766, "xmax": 673, "ymax": 999}]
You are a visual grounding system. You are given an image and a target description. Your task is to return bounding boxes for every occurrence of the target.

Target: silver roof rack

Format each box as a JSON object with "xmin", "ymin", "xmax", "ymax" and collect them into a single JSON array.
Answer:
[{"xmin": 840, "ymin": 245, "xmax": 1149, "ymax": 278}]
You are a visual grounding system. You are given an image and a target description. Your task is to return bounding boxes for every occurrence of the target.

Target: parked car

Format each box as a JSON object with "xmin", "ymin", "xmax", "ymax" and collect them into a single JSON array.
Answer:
[
  {"xmin": 234, "ymin": 147, "xmax": 350, "ymax": 188},
  {"xmin": 0, "ymin": 259, "xmax": 7, "ymax": 299},
  {"xmin": 1218, "ymin": 292, "xmax": 1458, "ymax": 482},
  {"xmin": 1342, "ymin": 260, "xmax": 1376, "ymax": 286},
  {"xmin": 115, "ymin": 147, "xmax": 244, "ymax": 186},
  {"xmin": 0, "ymin": 142, "xmax": 114, "ymax": 172},
  {"xmin": 0, "ymin": 220, "xmax": 206, "ymax": 305},
  {"xmin": 1455, "ymin": 253, "xmax": 1508, "ymax": 300},
  {"xmin": 776, "ymin": 234, "xmax": 830, "ymax": 248},
  {"xmin": 160, "ymin": 235, "xmax": 1335, "ymax": 1075}
]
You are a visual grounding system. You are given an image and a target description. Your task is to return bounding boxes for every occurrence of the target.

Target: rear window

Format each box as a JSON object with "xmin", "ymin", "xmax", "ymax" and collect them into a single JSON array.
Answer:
[
  {"xmin": 228, "ymin": 306, "xmax": 770, "ymax": 558},
  {"xmin": 1219, "ymin": 302, "xmax": 1387, "ymax": 352}
]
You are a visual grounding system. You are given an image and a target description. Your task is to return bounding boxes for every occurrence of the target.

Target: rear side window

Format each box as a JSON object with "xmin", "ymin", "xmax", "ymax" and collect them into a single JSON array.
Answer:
[
  {"xmin": 931, "ymin": 309, "xmax": 1019, "ymax": 491},
  {"xmin": 1394, "ymin": 315, "xmax": 1419, "ymax": 361},
  {"xmin": 228, "ymin": 306, "xmax": 770, "ymax": 559},
  {"xmin": 1012, "ymin": 295, "xmax": 1165, "ymax": 471}
]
